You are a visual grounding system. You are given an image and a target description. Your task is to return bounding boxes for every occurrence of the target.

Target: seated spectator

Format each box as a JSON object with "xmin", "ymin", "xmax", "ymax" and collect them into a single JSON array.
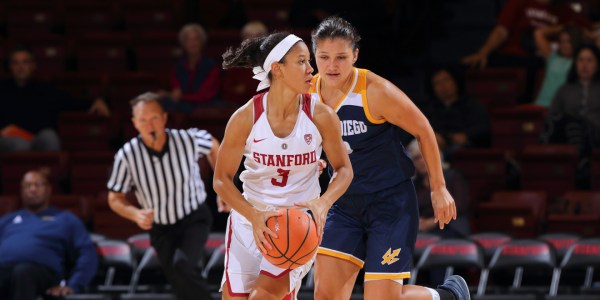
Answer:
[
  {"xmin": 407, "ymin": 140, "xmax": 471, "ymax": 239},
  {"xmin": 421, "ymin": 68, "xmax": 491, "ymax": 160},
  {"xmin": 162, "ymin": 23, "xmax": 221, "ymax": 112},
  {"xmin": 462, "ymin": 0, "xmax": 591, "ymax": 69},
  {"xmin": 0, "ymin": 170, "xmax": 98, "ymax": 300},
  {"xmin": 535, "ymin": 25, "xmax": 583, "ymax": 107},
  {"xmin": 407, "ymin": 139, "xmax": 470, "ymax": 286},
  {"xmin": 542, "ymin": 45, "xmax": 600, "ymax": 188},
  {"xmin": 0, "ymin": 46, "xmax": 110, "ymax": 153},
  {"xmin": 241, "ymin": 20, "xmax": 268, "ymax": 40},
  {"xmin": 462, "ymin": 0, "xmax": 592, "ymax": 102}
]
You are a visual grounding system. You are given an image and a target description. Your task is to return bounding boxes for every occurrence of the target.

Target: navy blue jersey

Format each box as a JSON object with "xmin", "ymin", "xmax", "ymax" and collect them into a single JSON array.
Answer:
[{"xmin": 311, "ymin": 68, "xmax": 414, "ymax": 194}]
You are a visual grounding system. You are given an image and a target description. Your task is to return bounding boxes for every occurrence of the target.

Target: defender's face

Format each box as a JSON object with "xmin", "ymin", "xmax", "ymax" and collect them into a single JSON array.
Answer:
[{"xmin": 314, "ymin": 37, "xmax": 358, "ymax": 87}]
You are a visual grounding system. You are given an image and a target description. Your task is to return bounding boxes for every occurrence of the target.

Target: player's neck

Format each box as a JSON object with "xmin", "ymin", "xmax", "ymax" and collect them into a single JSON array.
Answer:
[{"xmin": 267, "ymin": 84, "xmax": 300, "ymax": 116}]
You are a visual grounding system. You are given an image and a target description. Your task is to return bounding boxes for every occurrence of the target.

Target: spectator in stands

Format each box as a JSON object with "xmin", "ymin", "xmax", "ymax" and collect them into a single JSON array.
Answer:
[
  {"xmin": 241, "ymin": 20, "xmax": 268, "ymax": 40},
  {"xmin": 462, "ymin": 0, "xmax": 592, "ymax": 102},
  {"xmin": 0, "ymin": 46, "xmax": 110, "ymax": 153},
  {"xmin": 162, "ymin": 23, "xmax": 221, "ymax": 112},
  {"xmin": 0, "ymin": 169, "xmax": 98, "ymax": 300},
  {"xmin": 534, "ymin": 25, "xmax": 583, "ymax": 107},
  {"xmin": 421, "ymin": 68, "xmax": 491, "ymax": 161},
  {"xmin": 407, "ymin": 140, "xmax": 471, "ymax": 239},
  {"xmin": 462, "ymin": 0, "xmax": 591, "ymax": 69},
  {"xmin": 542, "ymin": 44, "xmax": 600, "ymax": 188}
]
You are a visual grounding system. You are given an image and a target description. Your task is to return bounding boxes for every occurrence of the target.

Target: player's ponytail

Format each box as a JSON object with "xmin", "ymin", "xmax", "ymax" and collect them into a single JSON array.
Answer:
[
  {"xmin": 311, "ymin": 16, "xmax": 361, "ymax": 53},
  {"xmin": 222, "ymin": 32, "xmax": 290, "ymax": 69}
]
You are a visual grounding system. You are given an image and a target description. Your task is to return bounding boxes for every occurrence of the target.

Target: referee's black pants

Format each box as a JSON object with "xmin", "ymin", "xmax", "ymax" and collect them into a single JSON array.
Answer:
[{"xmin": 150, "ymin": 203, "xmax": 213, "ymax": 300}]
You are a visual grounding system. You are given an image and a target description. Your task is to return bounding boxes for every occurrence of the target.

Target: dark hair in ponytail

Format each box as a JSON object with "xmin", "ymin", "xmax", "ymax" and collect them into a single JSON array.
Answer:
[
  {"xmin": 311, "ymin": 16, "xmax": 361, "ymax": 53},
  {"xmin": 222, "ymin": 31, "xmax": 291, "ymax": 70}
]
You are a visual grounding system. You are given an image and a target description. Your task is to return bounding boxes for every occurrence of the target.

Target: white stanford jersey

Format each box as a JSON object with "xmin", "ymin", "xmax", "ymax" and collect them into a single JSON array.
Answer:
[{"xmin": 240, "ymin": 92, "xmax": 322, "ymax": 209}]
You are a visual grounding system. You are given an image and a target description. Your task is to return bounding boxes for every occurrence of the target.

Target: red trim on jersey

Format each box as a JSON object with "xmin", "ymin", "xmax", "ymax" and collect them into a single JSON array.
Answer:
[
  {"xmin": 225, "ymin": 217, "xmax": 250, "ymax": 297},
  {"xmin": 301, "ymin": 93, "xmax": 313, "ymax": 122},
  {"xmin": 259, "ymin": 269, "xmax": 292, "ymax": 279},
  {"xmin": 253, "ymin": 92, "xmax": 266, "ymax": 124},
  {"xmin": 282, "ymin": 288, "xmax": 296, "ymax": 300}
]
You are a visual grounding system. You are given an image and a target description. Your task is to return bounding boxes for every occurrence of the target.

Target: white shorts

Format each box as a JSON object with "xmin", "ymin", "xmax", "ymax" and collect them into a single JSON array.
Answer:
[{"xmin": 220, "ymin": 210, "xmax": 314, "ymax": 297}]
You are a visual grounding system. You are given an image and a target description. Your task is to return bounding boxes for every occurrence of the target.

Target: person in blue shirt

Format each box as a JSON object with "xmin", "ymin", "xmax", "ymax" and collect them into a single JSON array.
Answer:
[{"xmin": 0, "ymin": 170, "xmax": 98, "ymax": 300}]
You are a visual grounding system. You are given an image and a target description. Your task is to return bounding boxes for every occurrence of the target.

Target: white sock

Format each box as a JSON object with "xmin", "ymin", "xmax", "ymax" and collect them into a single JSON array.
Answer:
[{"xmin": 427, "ymin": 287, "xmax": 441, "ymax": 300}]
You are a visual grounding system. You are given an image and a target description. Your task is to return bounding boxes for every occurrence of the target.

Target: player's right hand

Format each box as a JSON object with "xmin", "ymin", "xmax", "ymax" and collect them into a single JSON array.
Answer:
[
  {"xmin": 135, "ymin": 208, "xmax": 154, "ymax": 230},
  {"xmin": 249, "ymin": 209, "xmax": 283, "ymax": 254}
]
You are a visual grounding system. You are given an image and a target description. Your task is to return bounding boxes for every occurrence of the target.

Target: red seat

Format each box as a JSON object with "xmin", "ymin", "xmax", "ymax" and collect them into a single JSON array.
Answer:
[
  {"xmin": 0, "ymin": 195, "xmax": 20, "ymax": 217},
  {"xmin": 93, "ymin": 192, "xmax": 143, "ymax": 240},
  {"xmin": 70, "ymin": 151, "xmax": 115, "ymax": 195},
  {"xmin": 475, "ymin": 191, "xmax": 547, "ymax": 238},
  {"xmin": 4, "ymin": 3, "xmax": 57, "ymax": 36},
  {"xmin": 184, "ymin": 107, "xmax": 237, "ymax": 141},
  {"xmin": 546, "ymin": 191, "xmax": 600, "ymax": 237},
  {"xmin": 451, "ymin": 148, "xmax": 506, "ymax": 205},
  {"xmin": 76, "ymin": 46, "xmax": 129, "ymax": 72},
  {"xmin": 51, "ymin": 72, "xmax": 108, "ymax": 100},
  {"xmin": 220, "ymin": 68, "xmax": 258, "ymax": 105},
  {"xmin": 51, "ymin": 194, "xmax": 93, "ymax": 227},
  {"xmin": 58, "ymin": 112, "xmax": 111, "ymax": 152},
  {"xmin": 0, "ymin": 151, "xmax": 69, "ymax": 194},
  {"xmin": 465, "ymin": 68, "xmax": 526, "ymax": 111},
  {"xmin": 490, "ymin": 104, "xmax": 548, "ymax": 154},
  {"xmin": 105, "ymin": 72, "xmax": 165, "ymax": 112},
  {"xmin": 469, "ymin": 232, "xmax": 512, "ymax": 264},
  {"xmin": 132, "ymin": 31, "xmax": 181, "ymax": 74},
  {"xmin": 520, "ymin": 144, "xmax": 578, "ymax": 200},
  {"xmin": 591, "ymin": 149, "xmax": 600, "ymax": 189},
  {"xmin": 62, "ymin": 3, "xmax": 117, "ymax": 35},
  {"xmin": 123, "ymin": 10, "xmax": 177, "ymax": 33},
  {"xmin": 538, "ymin": 232, "xmax": 580, "ymax": 261}
]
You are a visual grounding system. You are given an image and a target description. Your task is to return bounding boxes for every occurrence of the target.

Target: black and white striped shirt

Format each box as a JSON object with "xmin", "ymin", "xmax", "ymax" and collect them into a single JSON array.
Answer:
[{"xmin": 107, "ymin": 128, "xmax": 213, "ymax": 225}]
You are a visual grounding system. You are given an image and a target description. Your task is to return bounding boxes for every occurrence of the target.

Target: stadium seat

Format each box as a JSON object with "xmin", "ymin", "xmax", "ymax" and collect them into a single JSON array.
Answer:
[
  {"xmin": 94, "ymin": 239, "xmax": 136, "ymax": 291},
  {"xmin": 51, "ymin": 72, "xmax": 108, "ymax": 101},
  {"xmin": 546, "ymin": 191, "xmax": 600, "ymax": 237},
  {"xmin": 520, "ymin": 144, "xmax": 578, "ymax": 201},
  {"xmin": 414, "ymin": 232, "xmax": 442, "ymax": 265},
  {"xmin": 4, "ymin": 2, "xmax": 57, "ymax": 36},
  {"xmin": 220, "ymin": 68, "xmax": 258, "ymax": 105},
  {"xmin": 105, "ymin": 72, "xmax": 165, "ymax": 112},
  {"xmin": 469, "ymin": 232, "xmax": 512, "ymax": 265},
  {"xmin": 465, "ymin": 68, "xmax": 526, "ymax": 111},
  {"xmin": 0, "ymin": 195, "xmax": 20, "ymax": 217},
  {"xmin": 132, "ymin": 31, "xmax": 181, "ymax": 74},
  {"xmin": 0, "ymin": 151, "xmax": 69, "ymax": 194},
  {"xmin": 549, "ymin": 238, "xmax": 600, "ymax": 296},
  {"xmin": 93, "ymin": 192, "xmax": 143, "ymax": 240},
  {"xmin": 451, "ymin": 148, "xmax": 507, "ymax": 205},
  {"xmin": 51, "ymin": 194, "xmax": 93, "ymax": 228},
  {"xmin": 127, "ymin": 233, "xmax": 166, "ymax": 293},
  {"xmin": 62, "ymin": 2, "xmax": 117, "ymax": 35},
  {"xmin": 490, "ymin": 104, "xmax": 547, "ymax": 154},
  {"xmin": 58, "ymin": 112, "xmax": 111, "ymax": 152},
  {"xmin": 475, "ymin": 191, "xmax": 547, "ymax": 238},
  {"xmin": 477, "ymin": 239, "xmax": 556, "ymax": 297},
  {"xmin": 409, "ymin": 239, "xmax": 485, "ymax": 287},
  {"xmin": 69, "ymin": 151, "xmax": 115, "ymax": 195},
  {"xmin": 539, "ymin": 233, "xmax": 581, "ymax": 262},
  {"xmin": 590, "ymin": 149, "xmax": 600, "ymax": 190}
]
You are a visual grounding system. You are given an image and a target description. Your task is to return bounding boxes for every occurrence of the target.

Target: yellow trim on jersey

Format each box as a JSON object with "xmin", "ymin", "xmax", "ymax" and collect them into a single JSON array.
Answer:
[
  {"xmin": 311, "ymin": 69, "xmax": 358, "ymax": 111},
  {"xmin": 364, "ymin": 272, "xmax": 411, "ymax": 280},
  {"xmin": 357, "ymin": 68, "xmax": 385, "ymax": 125},
  {"xmin": 317, "ymin": 247, "xmax": 365, "ymax": 268}
]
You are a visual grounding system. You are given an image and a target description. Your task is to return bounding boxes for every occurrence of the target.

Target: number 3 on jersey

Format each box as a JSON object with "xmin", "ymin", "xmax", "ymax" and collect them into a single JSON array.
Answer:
[{"xmin": 271, "ymin": 168, "xmax": 290, "ymax": 187}]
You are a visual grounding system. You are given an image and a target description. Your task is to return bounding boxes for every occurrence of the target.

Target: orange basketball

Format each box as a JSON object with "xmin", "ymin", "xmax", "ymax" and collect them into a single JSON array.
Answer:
[{"xmin": 264, "ymin": 208, "xmax": 319, "ymax": 269}]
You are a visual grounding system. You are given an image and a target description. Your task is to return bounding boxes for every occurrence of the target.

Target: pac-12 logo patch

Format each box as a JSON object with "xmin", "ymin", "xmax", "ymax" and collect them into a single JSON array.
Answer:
[{"xmin": 304, "ymin": 134, "xmax": 312, "ymax": 145}]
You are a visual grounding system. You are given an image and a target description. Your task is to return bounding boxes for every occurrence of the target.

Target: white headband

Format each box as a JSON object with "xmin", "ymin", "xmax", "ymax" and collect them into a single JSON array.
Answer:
[{"xmin": 252, "ymin": 34, "xmax": 302, "ymax": 91}]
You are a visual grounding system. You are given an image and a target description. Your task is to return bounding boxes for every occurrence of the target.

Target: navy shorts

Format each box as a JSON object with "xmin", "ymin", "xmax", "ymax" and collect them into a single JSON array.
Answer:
[{"xmin": 318, "ymin": 180, "xmax": 419, "ymax": 281}]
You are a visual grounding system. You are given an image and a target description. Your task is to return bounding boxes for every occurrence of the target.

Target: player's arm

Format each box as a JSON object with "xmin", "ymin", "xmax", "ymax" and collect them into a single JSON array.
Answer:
[
  {"xmin": 298, "ymin": 102, "xmax": 353, "ymax": 234},
  {"xmin": 212, "ymin": 101, "xmax": 281, "ymax": 253},
  {"xmin": 366, "ymin": 72, "xmax": 456, "ymax": 228}
]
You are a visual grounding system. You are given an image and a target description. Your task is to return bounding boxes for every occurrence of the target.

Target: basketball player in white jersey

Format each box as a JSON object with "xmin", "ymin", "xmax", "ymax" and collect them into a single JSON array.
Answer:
[{"xmin": 213, "ymin": 32, "xmax": 353, "ymax": 300}]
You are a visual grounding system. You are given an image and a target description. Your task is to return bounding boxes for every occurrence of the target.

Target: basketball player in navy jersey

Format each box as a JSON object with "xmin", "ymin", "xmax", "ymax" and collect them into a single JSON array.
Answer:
[
  {"xmin": 309, "ymin": 17, "xmax": 471, "ymax": 300},
  {"xmin": 213, "ymin": 32, "xmax": 353, "ymax": 299}
]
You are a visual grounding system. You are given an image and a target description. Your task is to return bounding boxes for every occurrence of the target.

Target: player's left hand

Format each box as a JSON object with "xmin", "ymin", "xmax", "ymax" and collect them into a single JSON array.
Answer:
[
  {"xmin": 430, "ymin": 187, "xmax": 457, "ymax": 230},
  {"xmin": 295, "ymin": 198, "xmax": 329, "ymax": 238}
]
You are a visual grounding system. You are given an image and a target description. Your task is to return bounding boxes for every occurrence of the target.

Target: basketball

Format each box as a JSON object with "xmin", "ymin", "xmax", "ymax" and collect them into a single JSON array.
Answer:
[{"xmin": 264, "ymin": 208, "xmax": 319, "ymax": 269}]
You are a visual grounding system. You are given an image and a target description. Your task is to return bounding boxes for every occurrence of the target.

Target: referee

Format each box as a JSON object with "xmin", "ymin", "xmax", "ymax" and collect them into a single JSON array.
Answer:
[{"xmin": 107, "ymin": 92, "xmax": 218, "ymax": 300}]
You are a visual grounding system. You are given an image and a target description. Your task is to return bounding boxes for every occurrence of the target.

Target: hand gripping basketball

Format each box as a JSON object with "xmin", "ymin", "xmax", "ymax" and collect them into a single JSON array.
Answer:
[{"xmin": 263, "ymin": 208, "xmax": 319, "ymax": 269}]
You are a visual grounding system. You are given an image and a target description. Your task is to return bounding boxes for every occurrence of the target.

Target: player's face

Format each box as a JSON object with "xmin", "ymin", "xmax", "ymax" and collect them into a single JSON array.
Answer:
[
  {"xmin": 10, "ymin": 51, "xmax": 36, "ymax": 82},
  {"xmin": 276, "ymin": 42, "xmax": 314, "ymax": 93},
  {"xmin": 132, "ymin": 101, "xmax": 168, "ymax": 140},
  {"xmin": 314, "ymin": 37, "xmax": 358, "ymax": 87}
]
